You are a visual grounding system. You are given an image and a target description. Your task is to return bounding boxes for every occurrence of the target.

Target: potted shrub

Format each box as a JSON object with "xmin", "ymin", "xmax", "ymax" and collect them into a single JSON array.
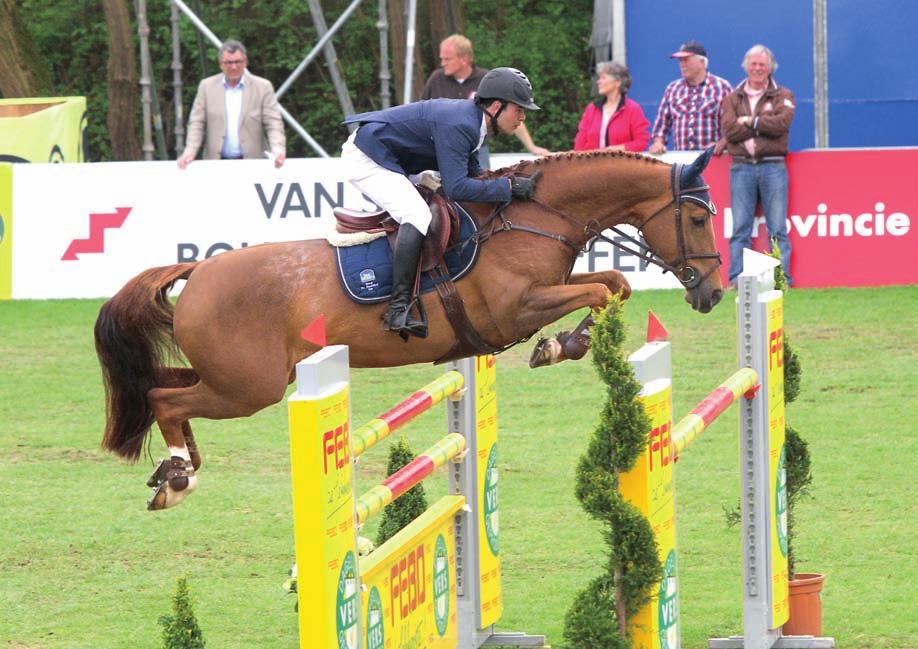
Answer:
[{"xmin": 773, "ymin": 253, "xmax": 826, "ymax": 636}]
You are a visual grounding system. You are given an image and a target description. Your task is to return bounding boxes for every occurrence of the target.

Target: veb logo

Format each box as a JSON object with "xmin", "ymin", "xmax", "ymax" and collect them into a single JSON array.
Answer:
[{"xmin": 61, "ymin": 207, "xmax": 131, "ymax": 260}]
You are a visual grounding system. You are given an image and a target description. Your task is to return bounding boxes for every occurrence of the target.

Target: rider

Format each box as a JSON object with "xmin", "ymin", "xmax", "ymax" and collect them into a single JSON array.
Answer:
[{"xmin": 341, "ymin": 67, "xmax": 542, "ymax": 339}]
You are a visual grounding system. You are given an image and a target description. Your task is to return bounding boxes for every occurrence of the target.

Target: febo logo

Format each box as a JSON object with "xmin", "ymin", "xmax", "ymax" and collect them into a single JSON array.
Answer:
[
  {"xmin": 62, "ymin": 207, "xmax": 132, "ymax": 260},
  {"xmin": 724, "ymin": 202, "xmax": 911, "ymax": 238}
]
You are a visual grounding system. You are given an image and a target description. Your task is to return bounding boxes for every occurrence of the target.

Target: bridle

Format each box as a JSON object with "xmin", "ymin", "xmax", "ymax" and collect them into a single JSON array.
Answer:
[{"xmin": 473, "ymin": 162, "xmax": 721, "ymax": 290}]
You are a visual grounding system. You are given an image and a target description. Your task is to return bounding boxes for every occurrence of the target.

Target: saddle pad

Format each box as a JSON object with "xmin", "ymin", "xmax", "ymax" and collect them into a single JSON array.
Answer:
[{"xmin": 334, "ymin": 204, "xmax": 480, "ymax": 304}]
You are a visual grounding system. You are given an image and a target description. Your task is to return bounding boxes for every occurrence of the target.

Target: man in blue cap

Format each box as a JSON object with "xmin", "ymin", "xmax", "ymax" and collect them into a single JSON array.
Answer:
[{"xmin": 341, "ymin": 67, "xmax": 541, "ymax": 339}]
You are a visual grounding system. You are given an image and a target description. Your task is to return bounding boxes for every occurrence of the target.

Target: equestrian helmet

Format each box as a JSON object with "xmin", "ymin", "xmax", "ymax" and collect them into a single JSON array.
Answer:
[{"xmin": 477, "ymin": 67, "xmax": 540, "ymax": 110}]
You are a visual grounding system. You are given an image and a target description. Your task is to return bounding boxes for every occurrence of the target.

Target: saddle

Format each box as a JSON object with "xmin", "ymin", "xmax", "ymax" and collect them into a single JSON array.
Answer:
[
  {"xmin": 333, "ymin": 185, "xmax": 461, "ymax": 273},
  {"xmin": 333, "ymin": 185, "xmax": 501, "ymax": 361}
]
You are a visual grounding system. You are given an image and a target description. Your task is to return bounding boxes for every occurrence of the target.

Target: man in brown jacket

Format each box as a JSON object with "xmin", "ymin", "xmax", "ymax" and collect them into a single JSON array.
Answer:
[
  {"xmin": 721, "ymin": 44, "xmax": 795, "ymax": 285},
  {"xmin": 177, "ymin": 40, "xmax": 286, "ymax": 169}
]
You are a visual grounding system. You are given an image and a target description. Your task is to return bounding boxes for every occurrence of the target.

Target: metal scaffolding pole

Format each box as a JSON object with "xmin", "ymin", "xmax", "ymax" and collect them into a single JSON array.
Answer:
[
  {"xmin": 378, "ymin": 0, "xmax": 392, "ymax": 108},
  {"xmin": 306, "ymin": 0, "xmax": 356, "ymax": 122},
  {"xmin": 170, "ymin": 1, "xmax": 185, "ymax": 154},
  {"xmin": 275, "ymin": 0, "xmax": 365, "ymax": 99},
  {"xmin": 136, "ymin": 0, "xmax": 154, "ymax": 160},
  {"xmin": 813, "ymin": 0, "xmax": 829, "ymax": 148},
  {"xmin": 402, "ymin": 0, "xmax": 418, "ymax": 104}
]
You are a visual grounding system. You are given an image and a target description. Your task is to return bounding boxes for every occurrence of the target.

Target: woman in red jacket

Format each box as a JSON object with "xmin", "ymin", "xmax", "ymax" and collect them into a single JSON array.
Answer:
[{"xmin": 574, "ymin": 61, "xmax": 650, "ymax": 152}]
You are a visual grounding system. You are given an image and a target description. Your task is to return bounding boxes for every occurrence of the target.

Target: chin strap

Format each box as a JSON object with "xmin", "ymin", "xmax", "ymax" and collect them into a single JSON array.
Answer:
[{"xmin": 481, "ymin": 100, "xmax": 507, "ymax": 136}]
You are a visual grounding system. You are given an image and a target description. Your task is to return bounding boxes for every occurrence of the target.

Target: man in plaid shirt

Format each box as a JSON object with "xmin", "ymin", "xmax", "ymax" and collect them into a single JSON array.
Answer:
[{"xmin": 649, "ymin": 41, "xmax": 732, "ymax": 154}]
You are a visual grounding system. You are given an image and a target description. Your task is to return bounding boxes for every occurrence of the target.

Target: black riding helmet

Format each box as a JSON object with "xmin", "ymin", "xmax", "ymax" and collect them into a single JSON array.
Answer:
[
  {"xmin": 476, "ymin": 67, "xmax": 539, "ymax": 136},
  {"xmin": 477, "ymin": 67, "xmax": 540, "ymax": 110}
]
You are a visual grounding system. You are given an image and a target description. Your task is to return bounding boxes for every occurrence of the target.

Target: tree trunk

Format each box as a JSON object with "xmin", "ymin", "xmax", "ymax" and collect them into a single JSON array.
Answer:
[
  {"xmin": 0, "ymin": 0, "xmax": 54, "ymax": 97},
  {"xmin": 102, "ymin": 0, "xmax": 142, "ymax": 160},
  {"xmin": 424, "ymin": 0, "xmax": 464, "ymax": 64},
  {"xmin": 387, "ymin": 0, "xmax": 426, "ymax": 104}
]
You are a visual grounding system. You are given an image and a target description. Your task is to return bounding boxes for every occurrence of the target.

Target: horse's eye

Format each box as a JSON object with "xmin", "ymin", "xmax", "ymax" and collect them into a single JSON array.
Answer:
[{"xmin": 691, "ymin": 216, "xmax": 706, "ymax": 227}]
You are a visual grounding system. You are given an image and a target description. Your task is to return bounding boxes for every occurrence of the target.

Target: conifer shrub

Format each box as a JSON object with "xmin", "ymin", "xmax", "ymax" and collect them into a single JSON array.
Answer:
[
  {"xmin": 159, "ymin": 576, "xmax": 206, "ymax": 649},
  {"xmin": 563, "ymin": 299, "xmax": 661, "ymax": 649},
  {"xmin": 376, "ymin": 435, "xmax": 429, "ymax": 547}
]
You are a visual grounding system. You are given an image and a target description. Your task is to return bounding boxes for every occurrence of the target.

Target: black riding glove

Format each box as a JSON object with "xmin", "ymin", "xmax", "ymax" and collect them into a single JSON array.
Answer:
[{"xmin": 509, "ymin": 171, "xmax": 541, "ymax": 200}]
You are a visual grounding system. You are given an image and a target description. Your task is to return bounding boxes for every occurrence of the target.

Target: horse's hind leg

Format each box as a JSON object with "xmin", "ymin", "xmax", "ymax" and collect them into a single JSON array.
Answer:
[{"xmin": 145, "ymin": 374, "xmax": 287, "ymax": 510}]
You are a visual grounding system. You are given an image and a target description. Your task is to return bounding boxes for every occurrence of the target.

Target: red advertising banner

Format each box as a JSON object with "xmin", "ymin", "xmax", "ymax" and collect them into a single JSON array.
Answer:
[{"xmin": 703, "ymin": 148, "xmax": 917, "ymax": 288}]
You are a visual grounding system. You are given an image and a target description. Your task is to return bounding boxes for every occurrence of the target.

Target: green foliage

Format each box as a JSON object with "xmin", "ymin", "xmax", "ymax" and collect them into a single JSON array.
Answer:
[
  {"xmin": 785, "ymin": 425, "xmax": 813, "ymax": 577},
  {"xmin": 375, "ymin": 435, "xmax": 428, "ymax": 547},
  {"xmin": 16, "ymin": 0, "xmax": 593, "ymax": 160},
  {"xmin": 465, "ymin": 0, "xmax": 594, "ymax": 152},
  {"xmin": 771, "ymin": 241, "xmax": 812, "ymax": 578},
  {"xmin": 158, "ymin": 576, "xmax": 206, "ymax": 649},
  {"xmin": 563, "ymin": 574, "xmax": 630, "ymax": 649},
  {"xmin": 564, "ymin": 298, "xmax": 661, "ymax": 649}
]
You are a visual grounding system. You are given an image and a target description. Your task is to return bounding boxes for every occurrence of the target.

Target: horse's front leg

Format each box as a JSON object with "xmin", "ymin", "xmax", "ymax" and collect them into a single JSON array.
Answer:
[
  {"xmin": 515, "ymin": 282, "xmax": 612, "ymax": 368},
  {"xmin": 526, "ymin": 273, "xmax": 632, "ymax": 368},
  {"xmin": 568, "ymin": 270, "xmax": 632, "ymax": 301}
]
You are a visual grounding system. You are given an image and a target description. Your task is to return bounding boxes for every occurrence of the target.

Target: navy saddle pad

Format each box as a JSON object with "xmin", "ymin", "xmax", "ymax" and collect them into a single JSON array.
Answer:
[{"xmin": 334, "ymin": 204, "xmax": 480, "ymax": 304}]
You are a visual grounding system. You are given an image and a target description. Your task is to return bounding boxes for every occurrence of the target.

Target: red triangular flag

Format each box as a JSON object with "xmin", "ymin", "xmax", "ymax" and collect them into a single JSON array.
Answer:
[
  {"xmin": 646, "ymin": 310, "xmax": 669, "ymax": 343},
  {"xmin": 300, "ymin": 315, "xmax": 327, "ymax": 347}
]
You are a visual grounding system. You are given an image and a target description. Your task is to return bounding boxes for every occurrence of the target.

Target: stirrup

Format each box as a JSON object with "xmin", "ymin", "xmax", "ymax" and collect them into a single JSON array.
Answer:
[{"xmin": 383, "ymin": 308, "xmax": 429, "ymax": 339}]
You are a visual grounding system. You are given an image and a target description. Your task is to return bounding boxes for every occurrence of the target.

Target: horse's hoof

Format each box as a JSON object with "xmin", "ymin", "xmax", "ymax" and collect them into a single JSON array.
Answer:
[
  {"xmin": 529, "ymin": 336, "xmax": 565, "ymax": 368},
  {"xmin": 145, "ymin": 457, "xmax": 197, "ymax": 511},
  {"xmin": 147, "ymin": 482, "xmax": 169, "ymax": 510}
]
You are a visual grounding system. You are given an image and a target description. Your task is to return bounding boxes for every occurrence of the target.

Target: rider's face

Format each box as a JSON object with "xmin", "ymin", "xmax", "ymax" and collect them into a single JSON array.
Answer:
[{"xmin": 495, "ymin": 102, "xmax": 526, "ymax": 134}]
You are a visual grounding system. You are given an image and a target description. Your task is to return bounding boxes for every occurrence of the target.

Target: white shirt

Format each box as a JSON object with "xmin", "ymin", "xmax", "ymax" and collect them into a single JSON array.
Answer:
[
  {"xmin": 221, "ymin": 73, "xmax": 246, "ymax": 158},
  {"xmin": 477, "ymin": 114, "xmax": 489, "ymax": 153}
]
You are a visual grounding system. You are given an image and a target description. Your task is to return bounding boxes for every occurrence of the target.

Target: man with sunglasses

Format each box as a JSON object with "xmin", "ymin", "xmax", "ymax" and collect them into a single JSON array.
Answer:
[{"xmin": 178, "ymin": 40, "xmax": 286, "ymax": 169}]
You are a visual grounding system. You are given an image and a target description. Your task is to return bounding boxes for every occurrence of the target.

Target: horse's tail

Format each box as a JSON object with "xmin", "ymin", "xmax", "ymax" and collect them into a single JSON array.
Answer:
[{"xmin": 94, "ymin": 262, "xmax": 197, "ymax": 461}]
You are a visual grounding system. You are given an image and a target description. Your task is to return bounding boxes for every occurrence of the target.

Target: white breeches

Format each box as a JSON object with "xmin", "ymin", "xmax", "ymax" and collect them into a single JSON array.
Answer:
[{"xmin": 341, "ymin": 130, "xmax": 432, "ymax": 235}]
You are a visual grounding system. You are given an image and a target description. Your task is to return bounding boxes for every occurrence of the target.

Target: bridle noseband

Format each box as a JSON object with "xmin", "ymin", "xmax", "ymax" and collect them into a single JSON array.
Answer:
[{"xmin": 473, "ymin": 162, "xmax": 721, "ymax": 290}]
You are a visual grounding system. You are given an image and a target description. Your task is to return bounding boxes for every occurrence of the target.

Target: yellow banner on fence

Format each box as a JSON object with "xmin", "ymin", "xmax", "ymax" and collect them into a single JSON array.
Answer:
[
  {"xmin": 622, "ymin": 381, "xmax": 678, "ymax": 649},
  {"xmin": 765, "ymin": 294, "xmax": 790, "ymax": 628},
  {"xmin": 0, "ymin": 97, "xmax": 87, "ymax": 163},
  {"xmin": 474, "ymin": 354, "xmax": 503, "ymax": 627},
  {"xmin": 360, "ymin": 496, "xmax": 464, "ymax": 649},
  {"xmin": 289, "ymin": 385, "xmax": 355, "ymax": 649}
]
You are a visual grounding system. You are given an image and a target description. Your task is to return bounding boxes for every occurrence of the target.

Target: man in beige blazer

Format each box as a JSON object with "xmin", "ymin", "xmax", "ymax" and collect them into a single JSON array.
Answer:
[{"xmin": 177, "ymin": 40, "xmax": 286, "ymax": 169}]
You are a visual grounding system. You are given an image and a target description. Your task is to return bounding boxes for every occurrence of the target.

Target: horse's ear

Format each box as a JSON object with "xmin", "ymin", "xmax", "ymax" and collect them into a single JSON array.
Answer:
[{"xmin": 680, "ymin": 146, "xmax": 715, "ymax": 186}]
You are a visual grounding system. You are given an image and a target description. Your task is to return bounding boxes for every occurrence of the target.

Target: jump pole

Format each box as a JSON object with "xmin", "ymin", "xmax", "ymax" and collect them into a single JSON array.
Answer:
[
  {"xmin": 287, "ymin": 349, "xmax": 545, "ymax": 649},
  {"xmin": 624, "ymin": 249, "xmax": 799, "ymax": 649}
]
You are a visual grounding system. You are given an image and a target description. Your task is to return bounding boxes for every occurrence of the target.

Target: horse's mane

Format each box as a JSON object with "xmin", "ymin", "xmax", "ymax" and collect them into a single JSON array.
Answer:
[{"xmin": 482, "ymin": 148, "xmax": 668, "ymax": 179}]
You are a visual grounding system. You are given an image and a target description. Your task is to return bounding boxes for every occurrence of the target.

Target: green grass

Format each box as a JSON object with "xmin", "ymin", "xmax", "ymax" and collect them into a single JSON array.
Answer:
[{"xmin": 1, "ymin": 287, "xmax": 916, "ymax": 648}]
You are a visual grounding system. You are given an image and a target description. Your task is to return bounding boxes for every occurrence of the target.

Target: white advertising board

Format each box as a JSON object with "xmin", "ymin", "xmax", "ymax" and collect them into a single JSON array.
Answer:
[{"xmin": 7, "ymin": 155, "xmax": 685, "ymax": 299}]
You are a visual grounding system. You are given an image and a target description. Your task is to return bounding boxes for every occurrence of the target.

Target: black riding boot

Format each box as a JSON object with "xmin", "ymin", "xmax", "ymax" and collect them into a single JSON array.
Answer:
[{"xmin": 382, "ymin": 224, "xmax": 428, "ymax": 339}]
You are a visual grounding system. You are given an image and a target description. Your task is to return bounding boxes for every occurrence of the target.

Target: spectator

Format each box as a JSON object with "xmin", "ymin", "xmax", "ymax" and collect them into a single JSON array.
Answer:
[
  {"xmin": 649, "ymin": 40, "xmax": 732, "ymax": 154},
  {"xmin": 573, "ymin": 61, "xmax": 649, "ymax": 152},
  {"xmin": 342, "ymin": 68, "xmax": 542, "ymax": 339},
  {"xmin": 178, "ymin": 40, "xmax": 286, "ymax": 169},
  {"xmin": 721, "ymin": 44, "xmax": 796, "ymax": 286},
  {"xmin": 422, "ymin": 34, "xmax": 549, "ymax": 165}
]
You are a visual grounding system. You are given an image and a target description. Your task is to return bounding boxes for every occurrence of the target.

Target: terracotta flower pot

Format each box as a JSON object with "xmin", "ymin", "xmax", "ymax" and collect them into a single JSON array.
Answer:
[{"xmin": 784, "ymin": 572, "xmax": 825, "ymax": 636}]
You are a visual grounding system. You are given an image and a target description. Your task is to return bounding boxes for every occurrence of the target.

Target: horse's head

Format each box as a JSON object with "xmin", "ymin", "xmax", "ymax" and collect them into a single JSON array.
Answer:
[{"xmin": 640, "ymin": 148, "xmax": 723, "ymax": 313}]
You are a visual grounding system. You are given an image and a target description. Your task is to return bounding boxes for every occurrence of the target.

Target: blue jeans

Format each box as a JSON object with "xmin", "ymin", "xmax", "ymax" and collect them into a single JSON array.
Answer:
[{"xmin": 728, "ymin": 161, "xmax": 792, "ymax": 284}]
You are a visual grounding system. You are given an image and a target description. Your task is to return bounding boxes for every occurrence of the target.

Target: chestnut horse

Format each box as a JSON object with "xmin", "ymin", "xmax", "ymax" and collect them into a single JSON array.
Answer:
[{"xmin": 95, "ymin": 148, "xmax": 723, "ymax": 510}]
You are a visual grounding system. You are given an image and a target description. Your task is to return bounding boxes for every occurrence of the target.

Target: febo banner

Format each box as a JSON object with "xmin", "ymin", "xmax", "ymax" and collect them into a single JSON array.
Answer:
[{"xmin": 4, "ymin": 148, "xmax": 916, "ymax": 299}]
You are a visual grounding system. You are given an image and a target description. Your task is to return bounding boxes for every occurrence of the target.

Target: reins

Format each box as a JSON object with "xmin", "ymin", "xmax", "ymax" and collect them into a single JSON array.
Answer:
[{"xmin": 470, "ymin": 162, "xmax": 721, "ymax": 290}]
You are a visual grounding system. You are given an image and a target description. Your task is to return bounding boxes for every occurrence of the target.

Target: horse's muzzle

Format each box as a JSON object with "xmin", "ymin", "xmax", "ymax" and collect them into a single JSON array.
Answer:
[{"xmin": 685, "ymin": 286, "xmax": 723, "ymax": 313}]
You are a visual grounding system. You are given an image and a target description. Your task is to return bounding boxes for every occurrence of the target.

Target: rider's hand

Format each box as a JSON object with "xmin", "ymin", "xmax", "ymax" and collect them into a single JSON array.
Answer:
[{"xmin": 509, "ymin": 171, "xmax": 542, "ymax": 200}]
